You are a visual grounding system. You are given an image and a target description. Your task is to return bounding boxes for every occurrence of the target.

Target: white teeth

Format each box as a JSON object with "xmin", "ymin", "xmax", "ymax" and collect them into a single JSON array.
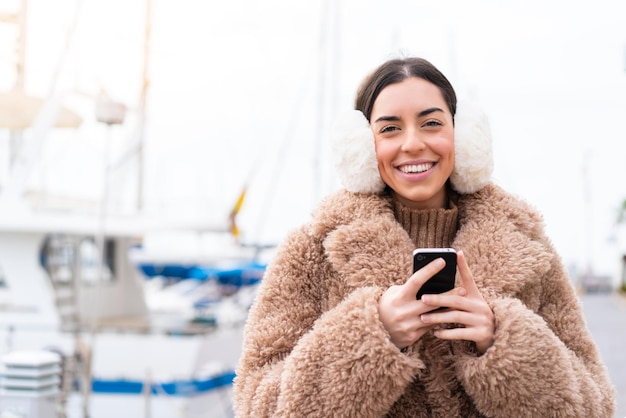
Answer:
[{"xmin": 399, "ymin": 163, "xmax": 433, "ymax": 173}]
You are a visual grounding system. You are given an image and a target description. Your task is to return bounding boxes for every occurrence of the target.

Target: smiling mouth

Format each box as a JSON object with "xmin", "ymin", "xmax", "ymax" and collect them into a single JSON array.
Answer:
[{"xmin": 398, "ymin": 163, "xmax": 434, "ymax": 174}]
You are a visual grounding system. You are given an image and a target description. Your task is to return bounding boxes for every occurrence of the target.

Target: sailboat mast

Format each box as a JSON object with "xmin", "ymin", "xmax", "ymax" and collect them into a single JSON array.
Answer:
[
  {"xmin": 2, "ymin": 0, "xmax": 28, "ymax": 168},
  {"xmin": 314, "ymin": 0, "xmax": 340, "ymax": 204},
  {"xmin": 136, "ymin": 0, "xmax": 152, "ymax": 212},
  {"xmin": 15, "ymin": 0, "xmax": 26, "ymax": 91},
  {"xmin": 582, "ymin": 151, "xmax": 594, "ymax": 288}
]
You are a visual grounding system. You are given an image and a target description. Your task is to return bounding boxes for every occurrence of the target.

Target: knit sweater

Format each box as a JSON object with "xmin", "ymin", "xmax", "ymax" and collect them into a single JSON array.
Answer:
[{"xmin": 390, "ymin": 192, "xmax": 458, "ymax": 248}]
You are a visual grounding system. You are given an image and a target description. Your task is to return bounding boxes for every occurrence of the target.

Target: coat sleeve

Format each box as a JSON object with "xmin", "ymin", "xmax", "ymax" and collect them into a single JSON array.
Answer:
[
  {"xmin": 455, "ymin": 246, "xmax": 616, "ymax": 417},
  {"xmin": 232, "ymin": 227, "xmax": 423, "ymax": 417}
]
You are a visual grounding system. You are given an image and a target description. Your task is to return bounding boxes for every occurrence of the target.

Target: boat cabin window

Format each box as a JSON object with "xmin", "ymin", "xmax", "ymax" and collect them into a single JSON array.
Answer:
[
  {"xmin": 79, "ymin": 238, "xmax": 114, "ymax": 284},
  {"xmin": 0, "ymin": 266, "xmax": 8, "ymax": 307},
  {"xmin": 41, "ymin": 234, "xmax": 116, "ymax": 285},
  {"xmin": 0, "ymin": 266, "xmax": 6, "ymax": 288}
]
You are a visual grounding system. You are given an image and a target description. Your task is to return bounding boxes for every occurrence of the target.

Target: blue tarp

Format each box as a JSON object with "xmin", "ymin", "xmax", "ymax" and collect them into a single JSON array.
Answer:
[
  {"xmin": 91, "ymin": 371, "xmax": 236, "ymax": 396},
  {"xmin": 138, "ymin": 261, "xmax": 266, "ymax": 287}
]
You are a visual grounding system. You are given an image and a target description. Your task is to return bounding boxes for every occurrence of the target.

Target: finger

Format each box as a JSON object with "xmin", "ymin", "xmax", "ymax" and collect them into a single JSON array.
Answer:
[
  {"xmin": 449, "ymin": 287, "xmax": 467, "ymax": 297},
  {"xmin": 457, "ymin": 250, "xmax": 481, "ymax": 298},
  {"xmin": 432, "ymin": 326, "xmax": 475, "ymax": 341},
  {"xmin": 421, "ymin": 291, "xmax": 471, "ymax": 311},
  {"xmin": 431, "ymin": 323, "xmax": 494, "ymax": 353},
  {"xmin": 421, "ymin": 303, "xmax": 480, "ymax": 326},
  {"xmin": 404, "ymin": 257, "xmax": 445, "ymax": 297}
]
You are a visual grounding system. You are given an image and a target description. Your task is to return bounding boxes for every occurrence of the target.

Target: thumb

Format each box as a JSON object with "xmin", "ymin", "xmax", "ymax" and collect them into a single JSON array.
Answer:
[
  {"xmin": 457, "ymin": 250, "xmax": 481, "ymax": 298},
  {"xmin": 405, "ymin": 257, "xmax": 445, "ymax": 297}
]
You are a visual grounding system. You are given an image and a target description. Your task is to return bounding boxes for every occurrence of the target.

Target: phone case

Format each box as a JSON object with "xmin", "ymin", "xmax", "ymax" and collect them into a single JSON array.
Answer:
[{"xmin": 413, "ymin": 248, "xmax": 457, "ymax": 300}]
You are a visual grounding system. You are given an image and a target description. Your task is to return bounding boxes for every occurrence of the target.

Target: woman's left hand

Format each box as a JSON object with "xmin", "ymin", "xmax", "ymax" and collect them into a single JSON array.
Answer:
[{"xmin": 420, "ymin": 250, "xmax": 495, "ymax": 354}]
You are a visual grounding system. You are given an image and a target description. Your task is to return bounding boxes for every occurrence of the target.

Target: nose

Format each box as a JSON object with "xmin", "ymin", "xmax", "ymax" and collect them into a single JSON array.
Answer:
[{"xmin": 400, "ymin": 128, "xmax": 426, "ymax": 153}]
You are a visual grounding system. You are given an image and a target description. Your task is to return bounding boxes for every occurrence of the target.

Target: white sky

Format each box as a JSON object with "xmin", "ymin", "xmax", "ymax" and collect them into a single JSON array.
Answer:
[{"xmin": 2, "ymin": 0, "xmax": 626, "ymax": 282}]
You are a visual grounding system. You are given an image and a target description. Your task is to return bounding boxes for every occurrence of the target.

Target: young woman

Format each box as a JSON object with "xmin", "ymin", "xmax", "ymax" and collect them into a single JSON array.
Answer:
[{"xmin": 233, "ymin": 57, "xmax": 615, "ymax": 417}]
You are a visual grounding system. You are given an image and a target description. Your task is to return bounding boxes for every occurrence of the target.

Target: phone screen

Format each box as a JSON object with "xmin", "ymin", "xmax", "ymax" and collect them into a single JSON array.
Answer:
[{"xmin": 413, "ymin": 248, "xmax": 457, "ymax": 300}]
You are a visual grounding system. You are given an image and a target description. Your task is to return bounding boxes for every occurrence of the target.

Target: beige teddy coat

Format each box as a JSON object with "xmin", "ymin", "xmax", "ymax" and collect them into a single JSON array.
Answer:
[{"xmin": 233, "ymin": 184, "xmax": 615, "ymax": 417}]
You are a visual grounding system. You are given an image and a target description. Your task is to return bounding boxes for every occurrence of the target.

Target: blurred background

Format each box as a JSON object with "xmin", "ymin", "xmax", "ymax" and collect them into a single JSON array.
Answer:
[
  {"xmin": 0, "ymin": 0, "xmax": 625, "ymax": 417},
  {"xmin": 3, "ymin": 0, "xmax": 626, "ymax": 279}
]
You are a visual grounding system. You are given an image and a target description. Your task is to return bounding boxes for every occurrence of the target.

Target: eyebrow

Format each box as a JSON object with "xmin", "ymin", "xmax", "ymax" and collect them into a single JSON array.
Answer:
[{"xmin": 373, "ymin": 107, "xmax": 444, "ymax": 124}]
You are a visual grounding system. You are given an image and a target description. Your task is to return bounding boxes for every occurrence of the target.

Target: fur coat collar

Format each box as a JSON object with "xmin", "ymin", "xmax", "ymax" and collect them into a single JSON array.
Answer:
[{"xmin": 313, "ymin": 183, "xmax": 553, "ymax": 304}]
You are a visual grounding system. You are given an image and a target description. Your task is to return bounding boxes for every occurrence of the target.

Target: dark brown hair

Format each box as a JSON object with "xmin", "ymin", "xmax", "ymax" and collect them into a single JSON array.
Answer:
[{"xmin": 355, "ymin": 57, "xmax": 457, "ymax": 122}]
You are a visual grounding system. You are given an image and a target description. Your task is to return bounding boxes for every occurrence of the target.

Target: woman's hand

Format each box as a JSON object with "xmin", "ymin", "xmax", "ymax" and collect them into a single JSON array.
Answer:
[
  {"xmin": 420, "ymin": 250, "xmax": 495, "ymax": 354},
  {"xmin": 378, "ymin": 257, "xmax": 466, "ymax": 351}
]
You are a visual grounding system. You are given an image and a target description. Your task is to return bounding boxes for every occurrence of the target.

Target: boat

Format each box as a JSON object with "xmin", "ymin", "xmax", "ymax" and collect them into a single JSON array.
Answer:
[
  {"xmin": 0, "ymin": 188, "xmax": 269, "ymax": 418},
  {"xmin": 0, "ymin": 2, "xmax": 274, "ymax": 416},
  {"xmin": 0, "ymin": 165, "xmax": 269, "ymax": 418}
]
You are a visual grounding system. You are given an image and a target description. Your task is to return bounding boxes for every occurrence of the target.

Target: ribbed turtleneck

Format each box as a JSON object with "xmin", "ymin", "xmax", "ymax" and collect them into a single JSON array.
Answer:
[{"xmin": 391, "ymin": 194, "xmax": 459, "ymax": 249}]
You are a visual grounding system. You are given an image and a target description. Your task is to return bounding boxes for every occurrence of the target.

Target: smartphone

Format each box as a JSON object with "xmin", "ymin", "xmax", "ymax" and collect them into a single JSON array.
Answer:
[{"xmin": 413, "ymin": 248, "xmax": 457, "ymax": 300}]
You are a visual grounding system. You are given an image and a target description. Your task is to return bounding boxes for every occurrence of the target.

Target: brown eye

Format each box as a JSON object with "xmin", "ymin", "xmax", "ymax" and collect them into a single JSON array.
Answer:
[
  {"xmin": 423, "ymin": 120, "xmax": 442, "ymax": 128},
  {"xmin": 380, "ymin": 125, "xmax": 400, "ymax": 134}
]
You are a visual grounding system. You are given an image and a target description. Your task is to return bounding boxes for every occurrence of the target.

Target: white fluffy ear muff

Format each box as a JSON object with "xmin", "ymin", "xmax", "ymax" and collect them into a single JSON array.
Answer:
[
  {"xmin": 449, "ymin": 101, "xmax": 494, "ymax": 194},
  {"xmin": 331, "ymin": 101, "xmax": 493, "ymax": 195},
  {"xmin": 331, "ymin": 109, "xmax": 385, "ymax": 194}
]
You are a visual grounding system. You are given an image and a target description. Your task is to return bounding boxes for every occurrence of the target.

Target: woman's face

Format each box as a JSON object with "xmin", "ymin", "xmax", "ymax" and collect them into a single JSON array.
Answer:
[{"xmin": 370, "ymin": 77, "xmax": 455, "ymax": 209}]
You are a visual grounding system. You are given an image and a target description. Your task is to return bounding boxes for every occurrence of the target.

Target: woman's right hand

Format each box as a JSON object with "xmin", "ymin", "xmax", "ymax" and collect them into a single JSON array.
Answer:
[{"xmin": 378, "ymin": 257, "xmax": 466, "ymax": 350}]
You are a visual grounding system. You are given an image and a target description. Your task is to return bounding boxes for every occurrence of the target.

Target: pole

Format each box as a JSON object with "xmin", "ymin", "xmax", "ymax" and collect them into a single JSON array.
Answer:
[
  {"xmin": 582, "ymin": 151, "xmax": 594, "ymax": 291},
  {"xmin": 8, "ymin": 0, "xmax": 27, "ymax": 169},
  {"xmin": 15, "ymin": 0, "xmax": 27, "ymax": 91},
  {"xmin": 136, "ymin": 0, "xmax": 152, "ymax": 212},
  {"xmin": 143, "ymin": 369, "xmax": 152, "ymax": 418}
]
